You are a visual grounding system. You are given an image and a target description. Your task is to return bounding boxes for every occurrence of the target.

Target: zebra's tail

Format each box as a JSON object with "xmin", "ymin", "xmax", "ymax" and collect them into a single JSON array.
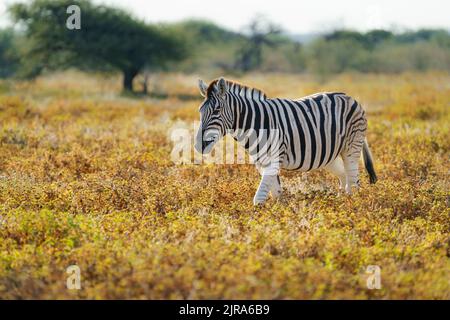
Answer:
[{"xmin": 362, "ymin": 138, "xmax": 377, "ymax": 184}]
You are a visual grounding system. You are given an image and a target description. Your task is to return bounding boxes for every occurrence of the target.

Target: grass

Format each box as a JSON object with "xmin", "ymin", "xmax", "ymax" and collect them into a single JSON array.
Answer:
[{"xmin": 0, "ymin": 70, "xmax": 448, "ymax": 299}]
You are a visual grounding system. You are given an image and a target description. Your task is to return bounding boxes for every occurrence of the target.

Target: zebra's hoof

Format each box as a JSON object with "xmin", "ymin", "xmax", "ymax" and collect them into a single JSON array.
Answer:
[{"xmin": 253, "ymin": 198, "xmax": 266, "ymax": 206}]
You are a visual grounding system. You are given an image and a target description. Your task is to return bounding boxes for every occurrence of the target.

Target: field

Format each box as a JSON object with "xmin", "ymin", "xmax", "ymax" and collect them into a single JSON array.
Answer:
[{"xmin": 0, "ymin": 71, "xmax": 448, "ymax": 299}]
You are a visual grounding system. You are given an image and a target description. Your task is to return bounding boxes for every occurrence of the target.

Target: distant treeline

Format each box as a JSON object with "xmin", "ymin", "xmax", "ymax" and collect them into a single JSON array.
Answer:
[
  {"xmin": 173, "ymin": 21, "xmax": 450, "ymax": 76},
  {"xmin": 0, "ymin": 0, "xmax": 449, "ymax": 91}
]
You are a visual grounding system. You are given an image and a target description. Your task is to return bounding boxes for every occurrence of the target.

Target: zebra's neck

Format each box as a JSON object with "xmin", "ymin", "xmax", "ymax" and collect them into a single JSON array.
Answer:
[
  {"xmin": 223, "ymin": 83, "xmax": 270, "ymax": 150},
  {"xmin": 226, "ymin": 82, "xmax": 267, "ymax": 133}
]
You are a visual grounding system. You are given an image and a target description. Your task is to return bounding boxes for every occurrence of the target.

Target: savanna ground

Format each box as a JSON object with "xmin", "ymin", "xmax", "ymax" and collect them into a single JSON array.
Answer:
[{"xmin": 0, "ymin": 71, "xmax": 448, "ymax": 299}]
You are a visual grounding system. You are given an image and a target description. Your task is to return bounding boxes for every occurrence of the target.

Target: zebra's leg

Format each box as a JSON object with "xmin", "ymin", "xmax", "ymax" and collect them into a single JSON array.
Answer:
[
  {"xmin": 342, "ymin": 108, "xmax": 367, "ymax": 194},
  {"xmin": 253, "ymin": 167, "xmax": 280, "ymax": 205},
  {"xmin": 342, "ymin": 154, "xmax": 360, "ymax": 194},
  {"xmin": 342, "ymin": 139, "xmax": 365, "ymax": 194},
  {"xmin": 270, "ymin": 175, "xmax": 282, "ymax": 199},
  {"xmin": 324, "ymin": 156, "xmax": 346, "ymax": 192},
  {"xmin": 253, "ymin": 174, "xmax": 280, "ymax": 205}
]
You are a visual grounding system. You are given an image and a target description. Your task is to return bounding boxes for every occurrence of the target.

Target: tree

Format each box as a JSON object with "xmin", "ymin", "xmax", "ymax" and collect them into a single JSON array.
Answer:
[
  {"xmin": 365, "ymin": 30, "xmax": 393, "ymax": 48},
  {"xmin": 0, "ymin": 28, "xmax": 20, "ymax": 78},
  {"xmin": 9, "ymin": 0, "xmax": 187, "ymax": 91},
  {"xmin": 166, "ymin": 19, "xmax": 244, "ymax": 73},
  {"xmin": 325, "ymin": 30, "xmax": 365, "ymax": 43},
  {"xmin": 234, "ymin": 16, "xmax": 282, "ymax": 72}
]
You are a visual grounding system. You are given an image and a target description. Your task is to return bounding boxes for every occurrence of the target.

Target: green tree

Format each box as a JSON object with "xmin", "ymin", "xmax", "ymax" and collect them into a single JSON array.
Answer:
[
  {"xmin": 0, "ymin": 28, "xmax": 20, "ymax": 78},
  {"xmin": 167, "ymin": 19, "xmax": 244, "ymax": 73},
  {"xmin": 9, "ymin": 0, "xmax": 187, "ymax": 92},
  {"xmin": 365, "ymin": 30, "xmax": 393, "ymax": 48}
]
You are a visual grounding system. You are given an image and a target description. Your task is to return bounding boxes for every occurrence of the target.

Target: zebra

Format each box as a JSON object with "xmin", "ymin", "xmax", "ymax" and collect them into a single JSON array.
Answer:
[{"xmin": 194, "ymin": 77, "xmax": 377, "ymax": 205}]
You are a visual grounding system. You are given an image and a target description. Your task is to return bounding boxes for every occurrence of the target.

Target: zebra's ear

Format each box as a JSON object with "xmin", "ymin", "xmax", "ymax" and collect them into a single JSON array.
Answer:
[
  {"xmin": 198, "ymin": 79, "xmax": 208, "ymax": 97},
  {"xmin": 215, "ymin": 77, "xmax": 227, "ymax": 97}
]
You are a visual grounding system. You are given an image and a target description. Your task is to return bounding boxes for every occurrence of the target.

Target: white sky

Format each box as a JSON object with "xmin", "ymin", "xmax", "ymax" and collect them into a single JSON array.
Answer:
[{"xmin": 1, "ymin": 0, "xmax": 449, "ymax": 33}]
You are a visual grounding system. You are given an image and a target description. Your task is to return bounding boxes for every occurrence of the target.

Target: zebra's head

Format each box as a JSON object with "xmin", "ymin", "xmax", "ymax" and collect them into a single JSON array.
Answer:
[{"xmin": 195, "ymin": 77, "xmax": 232, "ymax": 154}]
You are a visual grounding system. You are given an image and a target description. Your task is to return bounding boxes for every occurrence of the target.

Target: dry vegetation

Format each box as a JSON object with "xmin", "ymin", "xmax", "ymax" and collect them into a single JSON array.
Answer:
[{"xmin": 0, "ymin": 71, "xmax": 448, "ymax": 299}]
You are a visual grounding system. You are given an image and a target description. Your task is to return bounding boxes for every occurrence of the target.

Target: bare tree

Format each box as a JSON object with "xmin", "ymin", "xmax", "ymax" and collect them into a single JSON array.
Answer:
[{"xmin": 235, "ymin": 15, "xmax": 282, "ymax": 72}]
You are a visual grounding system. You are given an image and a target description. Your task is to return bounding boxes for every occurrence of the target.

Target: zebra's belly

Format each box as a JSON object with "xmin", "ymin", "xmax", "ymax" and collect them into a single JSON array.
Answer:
[{"xmin": 281, "ymin": 159, "xmax": 335, "ymax": 172}]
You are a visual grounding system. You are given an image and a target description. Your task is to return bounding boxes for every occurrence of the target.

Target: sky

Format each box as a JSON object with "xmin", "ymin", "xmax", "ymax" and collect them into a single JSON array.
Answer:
[{"xmin": 1, "ymin": 0, "xmax": 449, "ymax": 33}]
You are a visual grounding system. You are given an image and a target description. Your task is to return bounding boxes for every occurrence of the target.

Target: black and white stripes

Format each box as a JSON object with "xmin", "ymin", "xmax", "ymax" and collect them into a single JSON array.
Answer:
[{"xmin": 195, "ymin": 77, "xmax": 377, "ymax": 205}]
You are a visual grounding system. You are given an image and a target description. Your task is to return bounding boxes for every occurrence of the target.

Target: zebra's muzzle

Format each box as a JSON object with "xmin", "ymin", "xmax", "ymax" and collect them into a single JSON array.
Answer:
[
  {"xmin": 195, "ymin": 130, "xmax": 219, "ymax": 154},
  {"xmin": 202, "ymin": 139, "xmax": 214, "ymax": 151}
]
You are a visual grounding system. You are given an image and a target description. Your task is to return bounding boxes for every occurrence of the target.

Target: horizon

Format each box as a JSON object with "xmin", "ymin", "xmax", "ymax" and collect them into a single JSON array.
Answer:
[{"xmin": 1, "ymin": 0, "xmax": 450, "ymax": 34}]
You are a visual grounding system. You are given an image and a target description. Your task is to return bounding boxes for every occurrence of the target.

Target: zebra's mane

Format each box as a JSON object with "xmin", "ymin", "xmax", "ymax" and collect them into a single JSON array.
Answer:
[{"xmin": 207, "ymin": 79, "xmax": 267, "ymax": 101}]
